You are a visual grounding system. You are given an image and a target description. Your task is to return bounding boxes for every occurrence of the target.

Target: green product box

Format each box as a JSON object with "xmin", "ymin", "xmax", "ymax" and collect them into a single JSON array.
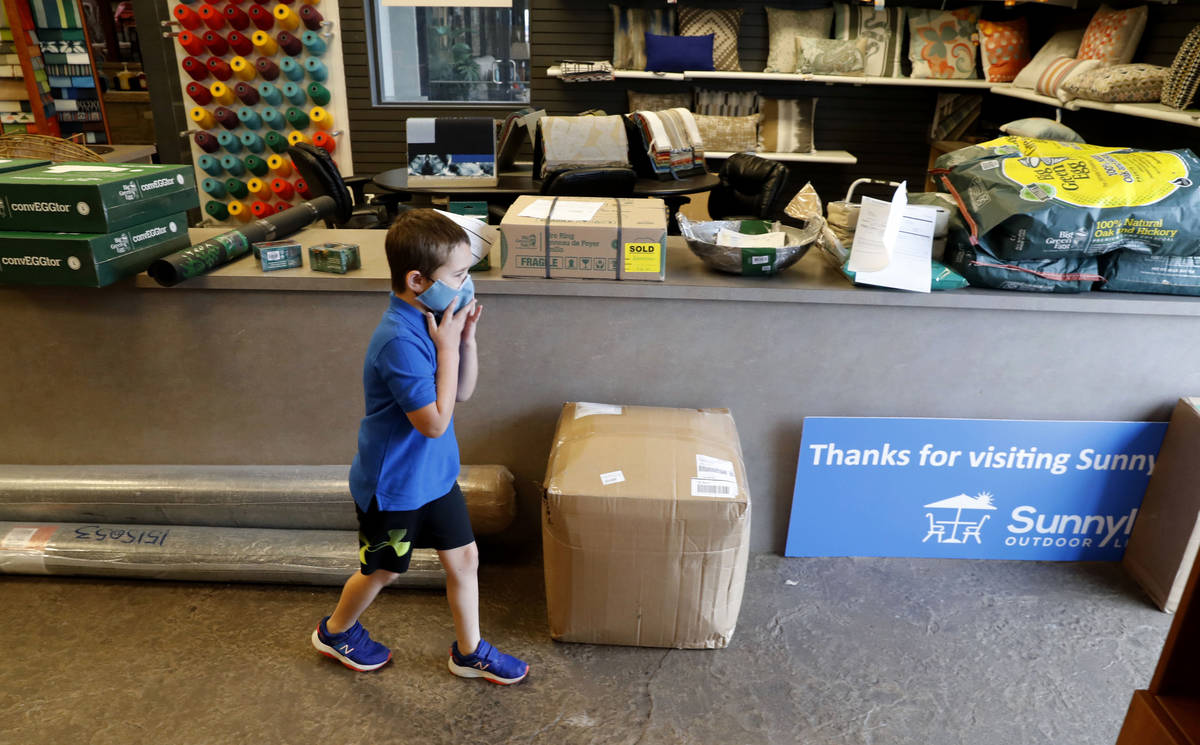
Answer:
[
  {"xmin": 0, "ymin": 212, "xmax": 191, "ymax": 287},
  {"xmin": 448, "ymin": 200, "xmax": 489, "ymax": 218},
  {"xmin": 308, "ymin": 242, "xmax": 360, "ymax": 274},
  {"xmin": 254, "ymin": 240, "xmax": 303, "ymax": 272},
  {"xmin": 0, "ymin": 158, "xmax": 50, "ymax": 174},
  {"xmin": 0, "ymin": 161, "xmax": 198, "ymax": 234}
]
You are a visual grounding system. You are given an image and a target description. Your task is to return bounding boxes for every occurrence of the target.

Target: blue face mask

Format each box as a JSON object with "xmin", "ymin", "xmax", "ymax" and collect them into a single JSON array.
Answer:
[{"xmin": 416, "ymin": 273, "xmax": 474, "ymax": 316}]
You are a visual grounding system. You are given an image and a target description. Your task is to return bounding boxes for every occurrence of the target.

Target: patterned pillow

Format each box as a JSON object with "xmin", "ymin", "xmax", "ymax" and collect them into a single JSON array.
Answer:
[
  {"xmin": 979, "ymin": 18, "xmax": 1031, "ymax": 83},
  {"xmin": 695, "ymin": 87, "xmax": 759, "ymax": 116},
  {"xmin": 1162, "ymin": 25, "xmax": 1200, "ymax": 110},
  {"xmin": 1033, "ymin": 57, "xmax": 1105, "ymax": 103},
  {"xmin": 999, "ymin": 117, "xmax": 1084, "ymax": 143},
  {"xmin": 1078, "ymin": 4, "xmax": 1148, "ymax": 66},
  {"xmin": 678, "ymin": 7, "xmax": 743, "ymax": 72},
  {"xmin": 1064, "ymin": 63, "xmax": 1169, "ymax": 103},
  {"xmin": 796, "ymin": 38, "xmax": 865, "ymax": 75},
  {"xmin": 758, "ymin": 96, "xmax": 817, "ymax": 154},
  {"xmin": 834, "ymin": 4, "xmax": 905, "ymax": 77},
  {"xmin": 764, "ymin": 6, "xmax": 834, "ymax": 73},
  {"xmin": 1012, "ymin": 30, "xmax": 1086, "ymax": 89},
  {"xmin": 610, "ymin": 5, "xmax": 676, "ymax": 70},
  {"xmin": 908, "ymin": 7, "xmax": 981, "ymax": 80},
  {"xmin": 693, "ymin": 114, "xmax": 759, "ymax": 153},
  {"xmin": 539, "ymin": 115, "xmax": 630, "ymax": 177},
  {"xmin": 627, "ymin": 90, "xmax": 692, "ymax": 113}
]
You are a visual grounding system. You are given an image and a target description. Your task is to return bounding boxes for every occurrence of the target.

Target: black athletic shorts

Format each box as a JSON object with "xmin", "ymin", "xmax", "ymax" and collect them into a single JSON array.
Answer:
[{"xmin": 355, "ymin": 482, "xmax": 475, "ymax": 575}]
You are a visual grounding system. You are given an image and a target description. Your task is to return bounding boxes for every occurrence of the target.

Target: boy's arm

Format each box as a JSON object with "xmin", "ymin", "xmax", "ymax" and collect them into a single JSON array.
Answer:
[
  {"xmin": 456, "ymin": 304, "xmax": 482, "ymax": 402},
  {"xmin": 406, "ymin": 300, "xmax": 475, "ymax": 438}
]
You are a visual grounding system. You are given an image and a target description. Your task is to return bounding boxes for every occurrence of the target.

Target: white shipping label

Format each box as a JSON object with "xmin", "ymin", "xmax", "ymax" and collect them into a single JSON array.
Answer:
[
  {"xmin": 696, "ymin": 454, "xmax": 737, "ymax": 482},
  {"xmin": 691, "ymin": 478, "xmax": 738, "ymax": 498},
  {"xmin": 600, "ymin": 470, "xmax": 625, "ymax": 486},
  {"xmin": 575, "ymin": 402, "xmax": 624, "ymax": 419}
]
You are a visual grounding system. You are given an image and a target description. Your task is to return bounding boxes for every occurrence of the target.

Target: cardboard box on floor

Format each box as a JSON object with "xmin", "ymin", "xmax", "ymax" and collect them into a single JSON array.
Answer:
[
  {"xmin": 542, "ymin": 402, "xmax": 751, "ymax": 648},
  {"xmin": 500, "ymin": 195, "xmax": 667, "ymax": 281},
  {"xmin": 1124, "ymin": 397, "xmax": 1200, "ymax": 613}
]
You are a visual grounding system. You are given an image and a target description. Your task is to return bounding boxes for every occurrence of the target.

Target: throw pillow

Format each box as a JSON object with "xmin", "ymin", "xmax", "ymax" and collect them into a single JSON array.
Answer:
[
  {"xmin": 999, "ymin": 117, "xmax": 1085, "ymax": 143},
  {"xmin": 1033, "ymin": 57, "xmax": 1105, "ymax": 103},
  {"xmin": 1063, "ymin": 63, "xmax": 1170, "ymax": 103},
  {"xmin": 644, "ymin": 32, "xmax": 714, "ymax": 73},
  {"xmin": 694, "ymin": 87, "xmax": 759, "ymax": 116},
  {"xmin": 1012, "ymin": 29, "xmax": 1086, "ymax": 89},
  {"xmin": 834, "ymin": 3, "xmax": 905, "ymax": 77},
  {"xmin": 693, "ymin": 114, "xmax": 759, "ymax": 152},
  {"xmin": 627, "ymin": 90, "xmax": 693, "ymax": 113},
  {"xmin": 678, "ymin": 7, "xmax": 743, "ymax": 72},
  {"xmin": 796, "ymin": 37, "xmax": 865, "ymax": 75},
  {"xmin": 764, "ymin": 6, "xmax": 834, "ymax": 73},
  {"xmin": 908, "ymin": 7, "xmax": 982, "ymax": 80},
  {"xmin": 758, "ymin": 96, "xmax": 817, "ymax": 153},
  {"xmin": 610, "ymin": 5, "xmax": 676, "ymax": 70},
  {"xmin": 1078, "ymin": 4, "xmax": 1148, "ymax": 66},
  {"xmin": 1162, "ymin": 24, "xmax": 1200, "ymax": 110},
  {"xmin": 978, "ymin": 18, "xmax": 1031, "ymax": 83}
]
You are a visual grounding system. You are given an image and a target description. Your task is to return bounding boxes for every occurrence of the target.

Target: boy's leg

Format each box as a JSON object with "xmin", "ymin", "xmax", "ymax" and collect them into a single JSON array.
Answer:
[
  {"xmin": 437, "ymin": 542, "xmax": 481, "ymax": 655},
  {"xmin": 327, "ymin": 568, "xmax": 399, "ymax": 634}
]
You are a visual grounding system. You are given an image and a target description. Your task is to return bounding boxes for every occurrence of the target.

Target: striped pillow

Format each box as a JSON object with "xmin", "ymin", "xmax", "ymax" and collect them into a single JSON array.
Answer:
[
  {"xmin": 695, "ymin": 87, "xmax": 759, "ymax": 117},
  {"xmin": 679, "ymin": 7, "xmax": 743, "ymax": 72},
  {"xmin": 1035, "ymin": 57, "xmax": 1104, "ymax": 103},
  {"xmin": 758, "ymin": 97, "xmax": 817, "ymax": 154}
]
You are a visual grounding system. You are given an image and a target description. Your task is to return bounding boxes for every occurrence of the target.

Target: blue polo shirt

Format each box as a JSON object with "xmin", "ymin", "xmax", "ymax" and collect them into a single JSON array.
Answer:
[{"xmin": 348, "ymin": 294, "xmax": 459, "ymax": 511}]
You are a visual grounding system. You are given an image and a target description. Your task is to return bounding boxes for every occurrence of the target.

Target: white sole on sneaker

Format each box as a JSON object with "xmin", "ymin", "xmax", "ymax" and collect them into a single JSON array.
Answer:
[
  {"xmin": 447, "ymin": 656, "xmax": 528, "ymax": 685},
  {"xmin": 311, "ymin": 628, "xmax": 391, "ymax": 672}
]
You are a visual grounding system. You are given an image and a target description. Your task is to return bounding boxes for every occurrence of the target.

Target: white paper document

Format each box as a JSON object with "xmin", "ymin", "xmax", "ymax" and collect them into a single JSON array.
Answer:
[
  {"xmin": 847, "ymin": 184, "xmax": 938, "ymax": 293},
  {"xmin": 715, "ymin": 228, "xmax": 788, "ymax": 248},
  {"xmin": 517, "ymin": 198, "xmax": 605, "ymax": 222}
]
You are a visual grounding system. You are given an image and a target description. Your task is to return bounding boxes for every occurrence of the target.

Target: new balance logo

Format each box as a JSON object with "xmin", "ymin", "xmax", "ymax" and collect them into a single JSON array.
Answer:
[
  {"xmin": 338, "ymin": 644, "xmax": 355, "ymax": 654},
  {"xmin": 474, "ymin": 661, "xmax": 489, "ymax": 671}
]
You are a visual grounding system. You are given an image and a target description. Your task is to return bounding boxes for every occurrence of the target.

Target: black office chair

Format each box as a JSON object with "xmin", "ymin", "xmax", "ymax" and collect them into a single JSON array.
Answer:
[
  {"xmin": 289, "ymin": 143, "xmax": 409, "ymax": 229},
  {"xmin": 706, "ymin": 153, "xmax": 791, "ymax": 221},
  {"xmin": 540, "ymin": 166, "xmax": 637, "ymax": 197}
]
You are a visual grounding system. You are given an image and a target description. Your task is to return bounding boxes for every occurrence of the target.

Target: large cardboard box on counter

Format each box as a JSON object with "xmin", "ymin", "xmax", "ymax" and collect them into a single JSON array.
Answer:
[
  {"xmin": 500, "ymin": 195, "xmax": 667, "ymax": 280},
  {"xmin": 0, "ymin": 162, "xmax": 197, "ymax": 234},
  {"xmin": 1124, "ymin": 397, "xmax": 1200, "ymax": 613},
  {"xmin": 0, "ymin": 212, "xmax": 191, "ymax": 287},
  {"xmin": 542, "ymin": 402, "xmax": 751, "ymax": 648}
]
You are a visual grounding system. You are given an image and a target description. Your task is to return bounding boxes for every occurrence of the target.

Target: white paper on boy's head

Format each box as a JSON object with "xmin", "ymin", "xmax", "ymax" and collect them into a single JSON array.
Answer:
[{"xmin": 433, "ymin": 209, "xmax": 498, "ymax": 262}]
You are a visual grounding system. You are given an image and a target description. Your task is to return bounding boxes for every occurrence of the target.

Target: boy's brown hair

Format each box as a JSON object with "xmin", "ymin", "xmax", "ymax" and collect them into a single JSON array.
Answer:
[{"xmin": 384, "ymin": 208, "xmax": 469, "ymax": 295}]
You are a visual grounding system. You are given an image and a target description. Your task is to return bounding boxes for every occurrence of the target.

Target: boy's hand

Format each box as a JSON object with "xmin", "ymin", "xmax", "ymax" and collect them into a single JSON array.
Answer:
[
  {"xmin": 425, "ymin": 299, "xmax": 476, "ymax": 354},
  {"xmin": 461, "ymin": 303, "xmax": 483, "ymax": 345}
]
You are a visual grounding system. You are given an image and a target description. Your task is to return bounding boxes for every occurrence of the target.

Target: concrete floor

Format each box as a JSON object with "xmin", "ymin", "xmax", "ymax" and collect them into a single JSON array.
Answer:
[{"xmin": 2, "ymin": 554, "xmax": 1171, "ymax": 745}]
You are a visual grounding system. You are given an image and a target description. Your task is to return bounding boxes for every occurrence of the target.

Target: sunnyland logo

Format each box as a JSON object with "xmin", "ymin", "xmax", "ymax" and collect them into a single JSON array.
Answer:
[{"xmin": 922, "ymin": 491, "xmax": 1137, "ymax": 550}]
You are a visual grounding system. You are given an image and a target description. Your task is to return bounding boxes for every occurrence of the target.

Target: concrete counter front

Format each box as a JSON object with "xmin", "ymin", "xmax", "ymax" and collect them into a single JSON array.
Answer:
[{"xmin": 5, "ymin": 228, "xmax": 1200, "ymax": 553}]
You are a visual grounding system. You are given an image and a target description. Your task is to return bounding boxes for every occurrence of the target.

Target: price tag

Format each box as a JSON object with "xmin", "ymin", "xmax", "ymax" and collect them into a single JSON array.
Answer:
[{"xmin": 624, "ymin": 242, "xmax": 661, "ymax": 273}]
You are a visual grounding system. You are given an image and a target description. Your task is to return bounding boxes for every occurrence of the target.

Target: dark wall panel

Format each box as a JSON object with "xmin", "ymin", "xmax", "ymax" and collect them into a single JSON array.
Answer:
[{"xmin": 339, "ymin": 0, "xmax": 1200, "ymax": 202}]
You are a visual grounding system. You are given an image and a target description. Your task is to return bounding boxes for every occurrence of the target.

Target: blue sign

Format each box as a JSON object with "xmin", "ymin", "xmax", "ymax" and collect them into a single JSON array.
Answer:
[{"xmin": 785, "ymin": 417, "xmax": 1168, "ymax": 561}]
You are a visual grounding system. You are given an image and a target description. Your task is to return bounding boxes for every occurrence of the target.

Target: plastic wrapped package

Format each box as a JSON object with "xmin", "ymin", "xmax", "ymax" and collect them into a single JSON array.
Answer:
[
  {"xmin": 678, "ymin": 215, "xmax": 824, "ymax": 275},
  {"xmin": 0, "ymin": 465, "xmax": 516, "ymax": 535},
  {"xmin": 0, "ymin": 522, "xmax": 444, "ymax": 587}
]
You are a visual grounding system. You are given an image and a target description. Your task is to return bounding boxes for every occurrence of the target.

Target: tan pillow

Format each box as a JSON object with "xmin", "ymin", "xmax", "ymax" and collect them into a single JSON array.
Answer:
[
  {"xmin": 627, "ymin": 90, "xmax": 692, "ymax": 113},
  {"xmin": 679, "ymin": 7, "xmax": 743, "ymax": 72},
  {"xmin": 764, "ymin": 6, "xmax": 834, "ymax": 73},
  {"xmin": 1064, "ymin": 63, "xmax": 1169, "ymax": 103},
  {"xmin": 758, "ymin": 97, "xmax": 817, "ymax": 154},
  {"xmin": 693, "ymin": 114, "xmax": 759, "ymax": 153}
]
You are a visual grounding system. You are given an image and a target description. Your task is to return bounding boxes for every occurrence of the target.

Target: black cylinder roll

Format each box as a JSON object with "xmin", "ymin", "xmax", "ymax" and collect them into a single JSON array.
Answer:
[{"xmin": 147, "ymin": 195, "xmax": 336, "ymax": 286}]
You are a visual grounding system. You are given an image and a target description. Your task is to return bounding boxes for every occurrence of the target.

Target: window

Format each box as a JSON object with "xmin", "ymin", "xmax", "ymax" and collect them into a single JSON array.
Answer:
[{"xmin": 370, "ymin": 0, "xmax": 531, "ymax": 106}]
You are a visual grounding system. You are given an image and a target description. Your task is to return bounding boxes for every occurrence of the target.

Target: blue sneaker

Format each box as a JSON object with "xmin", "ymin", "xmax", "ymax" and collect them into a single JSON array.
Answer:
[
  {"xmin": 448, "ymin": 639, "xmax": 529, "ymax": 685},
  {"xmin": 311, "ymin": 617, "xmax": 391, "ymax": 672}
]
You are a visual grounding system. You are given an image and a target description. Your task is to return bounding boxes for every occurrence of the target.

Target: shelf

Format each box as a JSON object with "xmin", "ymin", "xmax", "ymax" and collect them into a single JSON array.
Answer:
[
  {"xmin": 990, "ymin": 83, "xmax": 1200, "ymax": 128},
  {"xmin": 686, "ymin": 71, "xmax": 996, "ymax": 89},
  {"xmin": 705, "ymin": 149, "xmax": 857, "ymax": 164},
  {"xmin": 546, "ymin": 66, "xmax": 684, "ymax": 81}
]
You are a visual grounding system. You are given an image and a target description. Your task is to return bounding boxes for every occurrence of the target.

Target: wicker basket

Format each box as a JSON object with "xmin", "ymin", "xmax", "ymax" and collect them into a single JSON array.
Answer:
[{"xmin": 0, "ymin": 134, "xmax": 103, "ymax": 162}]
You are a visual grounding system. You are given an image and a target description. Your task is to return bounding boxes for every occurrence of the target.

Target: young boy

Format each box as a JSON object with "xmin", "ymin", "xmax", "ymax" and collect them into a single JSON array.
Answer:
[{"xmin": 311, "ymin": 209, "xmax": 529, "ymax": 685}]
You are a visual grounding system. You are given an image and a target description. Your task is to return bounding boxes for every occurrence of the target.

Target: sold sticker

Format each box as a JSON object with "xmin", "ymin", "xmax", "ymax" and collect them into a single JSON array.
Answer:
[{"xmin": 623, "ymin": 242, "xmax": 661, "ymax": 273}]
